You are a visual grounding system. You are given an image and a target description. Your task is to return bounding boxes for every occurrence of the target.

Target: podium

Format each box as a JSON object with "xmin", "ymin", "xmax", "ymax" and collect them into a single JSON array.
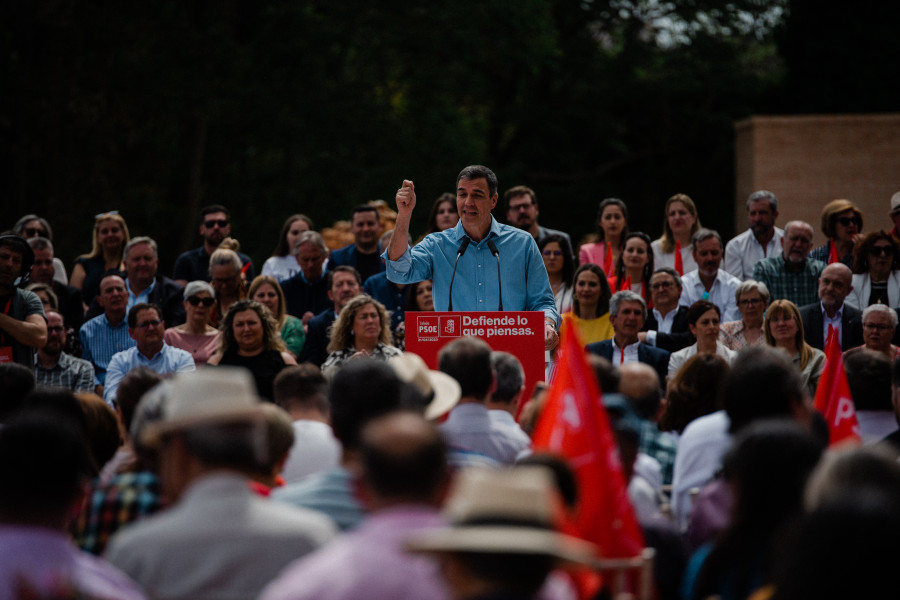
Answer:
[{"xmin": 404, "ymin": 311, "xmax": 546, "ymax": 404}]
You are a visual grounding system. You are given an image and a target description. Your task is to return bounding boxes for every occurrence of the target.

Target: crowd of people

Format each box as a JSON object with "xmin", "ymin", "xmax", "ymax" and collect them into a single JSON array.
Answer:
[{"xmin": 3, "ymin": 170, "xmax": 900, "ymax": 599}]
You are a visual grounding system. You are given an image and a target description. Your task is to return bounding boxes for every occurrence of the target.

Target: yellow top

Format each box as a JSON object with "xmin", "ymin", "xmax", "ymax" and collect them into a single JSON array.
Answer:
[{"xmin": 563, "ymin": 312, "xmax": 614, "ymax": 346}]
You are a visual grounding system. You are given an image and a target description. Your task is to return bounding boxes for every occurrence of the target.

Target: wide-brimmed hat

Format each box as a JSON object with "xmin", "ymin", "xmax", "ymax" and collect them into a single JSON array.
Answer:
[
  {"xmin": 405, "ymin": 466, "xmax": 597, "ymax": 565},
  {"xmin": 389, "ymin": 352, "xmax": 461, "ymax": 420},
  {"xmin": 140, "ymin": 367, "xmax": 265, "ymax": 447}
]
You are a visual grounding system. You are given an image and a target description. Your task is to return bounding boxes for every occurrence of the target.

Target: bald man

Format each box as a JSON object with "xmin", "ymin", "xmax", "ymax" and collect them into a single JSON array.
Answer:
[{"xmin": 798, "ymin": 262, "xmax": 863, "ymax": 351}]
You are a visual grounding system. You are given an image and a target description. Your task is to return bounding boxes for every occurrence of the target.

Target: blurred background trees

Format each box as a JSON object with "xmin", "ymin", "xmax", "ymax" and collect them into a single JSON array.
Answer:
[{"xmin": 1, "ymin": 0, "xmax": 896, "ymax": 271}]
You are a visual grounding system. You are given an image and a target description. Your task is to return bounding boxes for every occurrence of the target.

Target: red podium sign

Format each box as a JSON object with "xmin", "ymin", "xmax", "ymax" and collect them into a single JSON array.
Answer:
[{"xmin": 405, "ymin": 311, "xmax": 546, "ymax": 402}]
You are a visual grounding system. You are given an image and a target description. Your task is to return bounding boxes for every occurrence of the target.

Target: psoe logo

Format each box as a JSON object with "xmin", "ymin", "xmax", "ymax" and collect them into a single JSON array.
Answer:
[
  {"xmin": 440, "ymin": 316, "xmax": 462, "ymax": 338},
  {"xmin": 417, "ymin": 316, "xmax": 439, "ymax": 341}
]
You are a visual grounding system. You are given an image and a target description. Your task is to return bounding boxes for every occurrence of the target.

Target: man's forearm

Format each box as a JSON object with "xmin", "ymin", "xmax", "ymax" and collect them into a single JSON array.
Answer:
[
  {"xmin": 387, "ymin": 215, "xmax": 412, "ymax": 261},
  {"xmin": 0, "ymin": 313, "xmax": 47, "ymax": 349}
]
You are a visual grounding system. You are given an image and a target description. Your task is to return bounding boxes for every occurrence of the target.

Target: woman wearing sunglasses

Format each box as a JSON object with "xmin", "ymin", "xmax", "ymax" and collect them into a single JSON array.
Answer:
[
  {"xmin": 809, "ymin": 199, "xmax": 864, "ymax": 267},
  {"xmin": 845, "ymin": 231, "xmax": 900, "ymax": 309},
  {"xmin": 163, "ymin": 281, "xmax": 221, "ymax": 365}
]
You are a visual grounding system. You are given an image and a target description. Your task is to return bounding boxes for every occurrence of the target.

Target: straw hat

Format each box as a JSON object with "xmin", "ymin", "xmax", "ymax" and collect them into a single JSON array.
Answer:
[
  {"xmin": 405, "ymin": 466, "xmax": 597, "ymax": 565},
  {"xmin": 388, "ymin": 352, "xmax": 461, "ymax": 420},
  {"xmin": 140, "ymin": 367, "xmax": 265, "ymax": 447}
]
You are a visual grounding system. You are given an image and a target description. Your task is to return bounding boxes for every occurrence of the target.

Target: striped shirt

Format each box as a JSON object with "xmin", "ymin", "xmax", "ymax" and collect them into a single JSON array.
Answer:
[
  {"xmin": 34, "ymin": 352, "xmax": 95, "ymax": 393},
  {"xmin": 79, "ymin": 314, "xmax": 135, "ymax": 386}
]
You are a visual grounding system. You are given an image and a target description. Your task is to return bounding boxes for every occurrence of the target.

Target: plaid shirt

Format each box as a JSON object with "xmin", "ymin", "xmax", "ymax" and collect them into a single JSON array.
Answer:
[
  {"xmin": 73, "ymin": 471, "xmax": 164, "ymax": 556},
  {"xmin": 752, "ymin": 254, "xmax": 825, "ymax": 308},
  {"xmin": 34, "ymin": 352, "xmax": 95, "ymax": 393},
  {"xmin": 638, "ymin": 419, "xmax": 678, "ymax": 486}
]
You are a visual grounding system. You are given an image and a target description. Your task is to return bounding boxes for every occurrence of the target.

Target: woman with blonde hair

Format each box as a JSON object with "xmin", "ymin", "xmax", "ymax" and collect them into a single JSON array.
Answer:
[
  {"xmin": 764, "ymin": 299, "xmax": 826, "ymax": 394},
  {"xmin": 248, "ymin": 275, "xmax": 305, "ymax": 359},
  {"xmin": 70, "ymin": 211, "xmax": 130, "ymax": 306},
  {"xmin": 809, "ymin": 199, "xmax": 863, "ymax": 266},
  {"xmin": 322, "ymin": 294, "xmax": 400, "ymax": 377},
  {"xmin": 651, "ymin": 193, "xmax": 701, "ymax": 274}
]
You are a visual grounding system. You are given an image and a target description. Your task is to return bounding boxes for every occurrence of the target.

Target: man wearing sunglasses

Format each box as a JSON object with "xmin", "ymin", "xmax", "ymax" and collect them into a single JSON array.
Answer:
[
  {"xmin": 173, "ymin": 205, "xmax": 255, "ymax": 287},
  {"xmin": 102, "ymin": 303, "xmax": 194, "ymax": 407}
]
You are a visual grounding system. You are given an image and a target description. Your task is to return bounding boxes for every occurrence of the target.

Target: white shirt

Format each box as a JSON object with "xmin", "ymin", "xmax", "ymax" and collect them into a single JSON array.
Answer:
[
  {"xmin": 724, "ymin": 227, "xmax": 784, "ymax": 281},
  {"xmin": 281, "ymin": 420, "xmax": 342, "ymax": 484},
  {"xmin": 611, "ymin": 338, "xmax": 641, "ymax": 368},
  {"xmin": 679, "ymin": 268, "xmax": 741, "ymax": 322},
  {"xmin": 652, "ymin": 239, "xmax": 697, "ymax": 274},
  {"xmin": 821, "ymin": 302, "xmax": 843, "ymax": 347}
]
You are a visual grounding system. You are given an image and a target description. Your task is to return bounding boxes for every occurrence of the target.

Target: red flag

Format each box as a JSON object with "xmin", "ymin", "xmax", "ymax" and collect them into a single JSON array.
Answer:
[
  {"xmin": 620, "ymin": 275, "xmax": 631, "ymax": 292},
  {"xmin": 813, "ymin": 325, "xmax": 861, "ymax": 446},
  {"xmin": 674, "ymin": 240, "xmax": 684, "ymax": 275},
  {"xmin": 603, "ymin": 242, "xmax": 614, "ymax": 276},
  {"xmin": 827, "ymin": 238, "xmax": 839, "ymax": 264},
  {"xmin": 532, "ymin": 322, "xmax": 645, "ymax": 560}
]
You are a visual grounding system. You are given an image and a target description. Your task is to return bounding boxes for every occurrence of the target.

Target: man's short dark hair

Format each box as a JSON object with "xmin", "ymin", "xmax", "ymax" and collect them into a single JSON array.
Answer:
[
  {"xmin": 439, "ymin": 337, "xmax": 494, "ymax": 400},
  {"xmin": 273, "ymin": 364, "xmax": 329, "ymax": 415},
  {"xmin": 361, "ymin": 410, "xmax": 448, "ymax": 502},
  {"xmin": 116, "ymin": 367, "xmax": 164, "ymax": 434},
  {"xmin": 723, "ymin": 345, "xmax": 806, "ymax": 433},
  {"xmin": 490, "ymin": 351, "xmax": 524, "ymax": 405},
  {"xmin": 326, "ymin": 265, "xmax": 363, "ymax": 288},
  {"xmin": 330, "ymin": 360, "xmax": 405, "ymax": 450},
  {"xmin": 200, "ymin": 204, "xmax": 230, "ymax": 220},
  {"xmin": 845, "ymin": 349, "xmax": 892, "ymax": 411},
  {"xmin": 351, "ymin": 204, "xmax": 379, "ymax": 221},
  {"xmin": 127, "ymin": 303, "xmax": 162, "ymax": 329},
  {"xmin": 457, "ymin": 165, "xmax": 499, "ymax": 198},
  {"xmin": 0, "ymin": 363, "xmax": 36, "ymax": 424}
]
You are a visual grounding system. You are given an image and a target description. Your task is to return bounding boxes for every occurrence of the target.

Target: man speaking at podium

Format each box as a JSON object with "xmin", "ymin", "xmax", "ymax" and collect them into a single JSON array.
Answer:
[{"xmin": 385, "ymin": 165, "xmax": 560, "ymax": 351}]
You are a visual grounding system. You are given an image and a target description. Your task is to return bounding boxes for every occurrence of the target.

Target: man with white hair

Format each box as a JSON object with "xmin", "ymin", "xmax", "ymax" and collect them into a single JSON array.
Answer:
[
  {"xmin": 106, "ymin": 368, "xmax": 335, "ymax": 599},
  {"xmin": 843, "ymin": 304, "xmax": 900, "ymax": 362},
  {"xmin": 752, "ymin": 220, "xmax": 826, "ymax": 307}
]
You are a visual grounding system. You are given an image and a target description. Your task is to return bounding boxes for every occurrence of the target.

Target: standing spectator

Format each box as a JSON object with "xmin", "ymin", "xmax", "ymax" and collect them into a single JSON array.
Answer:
[
  {"xmin": 172, "ymin": 204, "xmax": 254, "ymax": 286},
  {"xmin": 262, "ymin": 214, "xmax": 314, "ymax": 281},
  {"xmin": 846, "ymin": 230, "xmax": 900, "ymax": 309},
  {"xmin": 34, "ymin": 310, "xmax": 94, "ymax": 393},
  {"xmin": 809, "ymin": 199, "xmax": 863, "ymax": 267},
  {"xmin": 163, "ymin": 281, "xmax": 221, "ymax": 366},
  {"xmin": 70, "ymin": 211, "xmax": 130, "ymax": 307},
  {"xmin": 0, "ymin": 235, "xmax": 47, "ymax": 369},
  {"xmin": 752, "ymin": 220, "xmax": 826, "ymax": 307},
  {"xmin": 328, "ymin": 204, "xmax": 385, "ymax": 283},
  {"xmin": 652, "ymin": 193, "xmax": 701, "ymax": 274},
  {"xmin": 764, "ymin": 299, "xmax": 826, "ymax": 395},
  {"xmin": 724, "ymin": 190, "xmax": 784, "ymax": 281},
  {"xmin": 579, "ymin": 197, "xmax": 629, "ymax": 276}
]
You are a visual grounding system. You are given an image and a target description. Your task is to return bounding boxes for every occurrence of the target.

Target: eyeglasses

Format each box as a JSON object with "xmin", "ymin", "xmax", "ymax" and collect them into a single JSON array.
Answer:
[
  {"xmin": 24, "ymin": 228, "xmax": 47, "ymax": 237},
  {"xmin": 47, "ymin": 326, "xmax": 65, "ymax": 334},
  {"xmin": 204, "ymin": 219, "xmax": 229, "ymax": 229},
  {"xmin": 650, "ymin": 281, "xmax": 674, "ymax": 290},
  {"xmin": 542, "ymin": 249, "xmax": 563, "ymax": 257},
  {"xmin": 739, "ymin": 297, "xmax": 764, "ymax": 306},
  {"xmin": 864, "ymin": 323, "xmax": 893, "ymax": 331},
  {"xmin": 136, "ymin": 319, "xmax": 163, "ymax": 329},
  {"xmin": 187, "ymin": 296, "xmax": 215, "ymax": 307},
  {"xmin": 94, "ymin": 210, "xmax": 120, "ymax": 220},
  {"xmin": 869, "ymin": 245, "xmax": 895, "ymax": 257},
  {"xmin": 837, "ymin": 216, "xmax": 861, "ymax": 227}
]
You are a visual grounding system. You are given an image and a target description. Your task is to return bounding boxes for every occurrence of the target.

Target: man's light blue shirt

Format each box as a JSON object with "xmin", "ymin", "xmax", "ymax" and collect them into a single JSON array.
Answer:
[
  {"xmin": 125, "ymin": 278, "xmax": 156, "ymax": 313},
  {"xmin": 384, "ymin": 217, "xmax": 559, "ymax": 325},
  {"xmin": 103, "ymin": 343, "xmax": 195, "ymax": 405},
  {"xmin": 80, "ymin": 314, "xmax": 135, "ymax": 386}
]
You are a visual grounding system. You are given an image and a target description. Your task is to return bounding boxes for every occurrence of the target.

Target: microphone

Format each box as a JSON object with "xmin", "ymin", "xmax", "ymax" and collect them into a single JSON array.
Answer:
[
  {"xmin": 447, "ymin": 237, "xmax": 471, "ymax": 311},
  {"xmin": 487, "ymin": 240, "xmax": 502, "ymax": 311}
]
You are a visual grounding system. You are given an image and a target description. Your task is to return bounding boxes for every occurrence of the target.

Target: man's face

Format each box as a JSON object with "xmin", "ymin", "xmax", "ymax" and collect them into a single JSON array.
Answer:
[
  {"xmin": 31, "ymin": 247, "xmax": 55, "ymax": 285},
  {"xmin": 650, "ymin": 272, "xmax": 680, "ymax": 309},
  {"xmin": 200, "ymin": 211, "xmax": 230, "ymax": 247},
  {"xmin": 863, "ymin": 311, "xmax": 895, "ymax": 352},
  {"xmin": 43, "ymin": 312, "xmax": 66, "ymax": 355},
  {"xmin": 506, "ymin": 193, "xmax": 538, "ymax": 230},
  {"xmin": 693, "ymin": 237, "xmax": 723, "ymax": 278},
  {"xmin": 130, "ymin": 308, "xmax": 165, "ymax": 352},
  {"xmin": 125, "ymin": 242, "xmax": 158, "ymax": 284},
  {"xmin": 210, "ymin": 263, "xmax": 240, "ymax": 297},
  {"xmin": 296, "ymin": 242, "xmax": 326, "ymax": 280},
  {"xmin": 97, "ymin": 276, "xmax": 128, "ymax": 316},
  {"xmin": 457, "ymin": 178, "xmax": 498, "ymax": 234},
  {"xmin": 818, "ymin": 265, "xmax": 851, "ymax": 309},
  {"xmin": 350, "ymin": 210, "xmax": 382, "ymax": 250},
  {"xmin": 747, "ymin": 199, "xmax": 777, "ymax": 237},
  {"xmin": 612, "ymin": 300, "xmax": 645, "ymax": 342},
  {"xmin": 0, "ymin": 245, "xmax": 24, "ymax": 289},
  {"xmin": 782, "ymin": 225, "xmax": 814, "ymax": 264},
  {"xmin": 328, "ymin": 271, "xmax": 362, "ymax": 312}
]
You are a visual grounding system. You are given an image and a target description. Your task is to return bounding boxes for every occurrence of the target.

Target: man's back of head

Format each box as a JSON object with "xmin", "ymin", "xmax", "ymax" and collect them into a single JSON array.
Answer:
[
  {"xmin": 274, "ymin": 364, "xmax": 329, "ymax": 421},
  {"xmin": 438, "ymin": 336, "xmax": 493, "ymax": 401},
  {"xmin": 489, "ymin": 351, "xmax": 524, "ymax": 411},
  {"xmin": 618, "ymin": 361, "xmax": 662, "ymax": 421},
  {"xmin": 329, "ymin": 360, "xmax": 408, "ymax": 452}
]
